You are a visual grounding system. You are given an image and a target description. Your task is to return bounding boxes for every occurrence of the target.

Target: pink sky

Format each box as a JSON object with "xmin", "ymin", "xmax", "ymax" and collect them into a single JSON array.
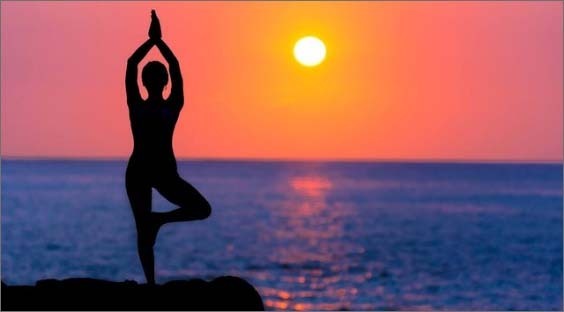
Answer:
[{"xmin": 1, "ymin": 2, "xmax": 562, "ymax": 161}]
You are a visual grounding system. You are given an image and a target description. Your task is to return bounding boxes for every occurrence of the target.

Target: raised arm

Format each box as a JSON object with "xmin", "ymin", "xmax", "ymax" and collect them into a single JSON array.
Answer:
[
  {"xmin": 155, "ymin": 39, "xmax": 184, "ymax": 107},
  {"xmin": 126, "ymin": 39, "xmax": 154, "ymax": 106}
]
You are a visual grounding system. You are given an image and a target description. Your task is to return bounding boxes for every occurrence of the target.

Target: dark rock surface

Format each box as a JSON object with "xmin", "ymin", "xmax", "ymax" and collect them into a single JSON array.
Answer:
[{"xmin": 1, "ymin": 276, "xmax": 264, "ymax": 310}]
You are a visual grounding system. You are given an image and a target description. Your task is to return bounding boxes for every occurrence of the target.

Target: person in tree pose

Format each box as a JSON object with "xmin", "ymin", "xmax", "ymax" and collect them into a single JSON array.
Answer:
[{"xmin": 125, "ymin": 10, "xmax": 211, "ymax": 284}]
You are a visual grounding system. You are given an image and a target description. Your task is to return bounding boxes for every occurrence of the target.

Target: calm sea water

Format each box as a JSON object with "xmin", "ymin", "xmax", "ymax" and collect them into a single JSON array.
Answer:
[{"xmin": 1, "ymin": 160, "xmax": 562, "ymax": 310}]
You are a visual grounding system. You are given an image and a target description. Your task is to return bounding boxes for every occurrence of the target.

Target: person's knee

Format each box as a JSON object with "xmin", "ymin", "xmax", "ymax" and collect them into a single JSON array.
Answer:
[{"xmin": 196, "ymin": 200, "xmax": 211, "ymax": 220}]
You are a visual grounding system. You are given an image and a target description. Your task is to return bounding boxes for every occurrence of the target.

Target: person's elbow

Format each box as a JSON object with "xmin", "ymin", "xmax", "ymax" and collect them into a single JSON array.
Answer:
[{"xmin": 127, "ymin": 56, "xmax": 139, "ymax": 67}]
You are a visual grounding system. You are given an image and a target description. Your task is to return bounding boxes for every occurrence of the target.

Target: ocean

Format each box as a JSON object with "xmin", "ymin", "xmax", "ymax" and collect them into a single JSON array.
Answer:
[{"xmin": 1, "ymin": 160, "xmax": 562, "ymax": 310}]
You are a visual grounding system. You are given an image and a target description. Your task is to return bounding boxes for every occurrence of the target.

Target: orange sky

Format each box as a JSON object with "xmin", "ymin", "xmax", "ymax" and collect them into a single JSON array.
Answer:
[{"xmin": 1, "ymin": 2, "xmax": 562, "ymax": 161}]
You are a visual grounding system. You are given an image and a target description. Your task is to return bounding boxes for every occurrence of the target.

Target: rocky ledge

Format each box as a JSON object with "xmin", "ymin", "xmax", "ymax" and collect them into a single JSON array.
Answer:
[{"xmin": 1, "ymin": 276, "xmax": 264, "ymax": 310}]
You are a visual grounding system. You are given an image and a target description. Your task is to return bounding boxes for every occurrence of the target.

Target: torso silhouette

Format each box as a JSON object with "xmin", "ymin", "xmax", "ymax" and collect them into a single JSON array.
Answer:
[{"xmin": 128, "ymin": 98, "xmax": 180, "ymax": 175}]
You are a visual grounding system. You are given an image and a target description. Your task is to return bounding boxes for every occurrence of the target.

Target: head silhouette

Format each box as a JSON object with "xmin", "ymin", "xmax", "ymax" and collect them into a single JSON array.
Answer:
[{"xmin": 142, "ymin": 61, "xmax": 168, "ymax": 98}]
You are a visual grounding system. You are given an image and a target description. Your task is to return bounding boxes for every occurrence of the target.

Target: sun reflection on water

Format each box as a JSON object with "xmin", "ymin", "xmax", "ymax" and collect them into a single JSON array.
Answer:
[
  {"xmin": 258, "ymin": 174, "xmax": 364, "ymax": 310},
  {"xmin": 290, "ymin": 176, "xmax": 333, "ymax": 198}
]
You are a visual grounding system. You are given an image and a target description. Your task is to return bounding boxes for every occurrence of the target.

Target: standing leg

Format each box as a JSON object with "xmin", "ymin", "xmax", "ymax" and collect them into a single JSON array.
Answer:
[
  {"xmin": 154, "ymin": 174, "xmax": 212, "ymax": 226},
  {"xmin": 126, "ymin": 170, "xmax": 157, "ymax": 285}
]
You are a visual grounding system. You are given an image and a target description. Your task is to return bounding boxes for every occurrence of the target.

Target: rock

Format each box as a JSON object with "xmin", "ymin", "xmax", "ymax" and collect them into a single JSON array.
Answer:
[{"xmin": 1, "ymin": 276, "xmax": 264, "ymax": 310}]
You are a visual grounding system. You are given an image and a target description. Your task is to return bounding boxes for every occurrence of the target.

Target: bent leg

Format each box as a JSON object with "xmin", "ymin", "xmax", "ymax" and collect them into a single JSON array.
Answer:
[
  {"xmin": 154, "ymin": 174, "xmax": 212, "ymax": 225},
  {"xmin": 126, "ymin": 171, "xmax": 156, "ymax": 284}
]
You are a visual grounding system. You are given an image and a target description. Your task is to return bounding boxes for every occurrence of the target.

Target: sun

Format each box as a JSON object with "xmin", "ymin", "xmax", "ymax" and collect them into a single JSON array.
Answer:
[{"xmin": 293, "ymin": 36, "xmax": 326, "ymax": 67}]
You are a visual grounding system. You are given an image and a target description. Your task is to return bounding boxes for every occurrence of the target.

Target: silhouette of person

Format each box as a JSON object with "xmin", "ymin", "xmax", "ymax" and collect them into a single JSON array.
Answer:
[{"xmin": 125, "ymin": 10, "xmax": 211, "ymax": 285}]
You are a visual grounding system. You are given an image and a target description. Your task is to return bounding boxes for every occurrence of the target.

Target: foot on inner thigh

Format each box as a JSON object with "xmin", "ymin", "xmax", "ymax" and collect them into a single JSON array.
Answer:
[{"xmin": 139, "ymin": 214, "xmax": 163, "ymax": 247}]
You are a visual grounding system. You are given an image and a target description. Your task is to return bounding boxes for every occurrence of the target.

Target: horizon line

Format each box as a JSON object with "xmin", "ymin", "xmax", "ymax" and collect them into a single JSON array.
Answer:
[{"xmin": 1, "ymin": 155, "xmax": 562, "ymax": 165}]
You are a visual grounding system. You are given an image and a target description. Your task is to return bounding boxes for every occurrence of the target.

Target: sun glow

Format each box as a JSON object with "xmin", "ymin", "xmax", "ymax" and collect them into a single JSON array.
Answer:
[{"xmin": 293, "ymin": 36, "xmax": 326, "ymax": 67}]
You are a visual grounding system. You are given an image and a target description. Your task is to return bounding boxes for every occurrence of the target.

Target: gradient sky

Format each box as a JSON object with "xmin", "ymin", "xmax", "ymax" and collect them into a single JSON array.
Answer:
[{"xmin": 1, "ymin": 1, "xmax": 562, "ymax": 161}]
